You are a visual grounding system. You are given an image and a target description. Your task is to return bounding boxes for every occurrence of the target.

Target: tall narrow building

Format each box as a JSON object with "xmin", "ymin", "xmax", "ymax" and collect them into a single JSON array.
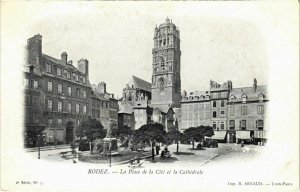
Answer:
[{"xmin": 151, "ymin": 18, "xmax": 181, "ymax": 108}]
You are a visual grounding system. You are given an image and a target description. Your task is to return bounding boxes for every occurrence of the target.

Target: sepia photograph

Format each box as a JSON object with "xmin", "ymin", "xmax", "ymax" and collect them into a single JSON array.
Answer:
[{"xmin": 1, "ymin": 1, "xmax": 299, "ymax": 191}]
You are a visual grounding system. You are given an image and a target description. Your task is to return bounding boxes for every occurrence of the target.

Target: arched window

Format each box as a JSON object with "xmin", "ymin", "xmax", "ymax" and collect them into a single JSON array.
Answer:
[
  {"xmin": 160, "ymin": 58, "xmax": 165, "ymax": 68},
  {"xmin": 158, "ymin": 78, "xmax": 164, "ymax": 93}
]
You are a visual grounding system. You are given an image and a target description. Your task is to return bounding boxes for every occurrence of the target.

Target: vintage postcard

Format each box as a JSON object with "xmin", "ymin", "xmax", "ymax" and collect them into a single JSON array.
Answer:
[{"xmin": 1, "ymin": 1, "xmax": 299, "ymax": 192}]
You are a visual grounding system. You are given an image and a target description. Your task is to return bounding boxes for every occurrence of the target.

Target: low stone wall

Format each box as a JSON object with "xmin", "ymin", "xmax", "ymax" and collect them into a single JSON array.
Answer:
[{"xmin": 78, "ymin": 150, "xmax": 151, "ymax": 164}]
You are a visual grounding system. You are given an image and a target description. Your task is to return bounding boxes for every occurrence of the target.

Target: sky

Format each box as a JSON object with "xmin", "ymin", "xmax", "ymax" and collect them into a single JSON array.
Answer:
[{"xmin": 3, "ymin": 1, "xmax": 296, "ymax": 98}]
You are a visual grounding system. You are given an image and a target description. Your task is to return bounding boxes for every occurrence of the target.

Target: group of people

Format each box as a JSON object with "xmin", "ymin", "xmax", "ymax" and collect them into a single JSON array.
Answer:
[{"xmin": 155, "ymin": 144, "xmax": 170, "ymax": 158}]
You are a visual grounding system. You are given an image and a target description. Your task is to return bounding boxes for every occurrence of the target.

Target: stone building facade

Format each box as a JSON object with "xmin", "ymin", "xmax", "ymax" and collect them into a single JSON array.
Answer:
[
  {"xmin": 181, "ymin": 79, "xmax": 268, "ymax": 143},
  {"xmin": 151, "ymin": 18, "xmax": 181, "ymax": 108},
  {"xmin": 122, "ymin": 75, "xmax": 151, "ymax": 105},
  {"xmin": 25, "ymin": 34, "xmax": 118, "ymax": 147}
]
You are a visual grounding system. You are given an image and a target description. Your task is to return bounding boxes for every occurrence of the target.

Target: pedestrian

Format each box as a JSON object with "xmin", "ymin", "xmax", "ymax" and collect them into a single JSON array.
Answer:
[{"xmin": 156, "ymin": 145, "xmax": 160, "ymax": 155}]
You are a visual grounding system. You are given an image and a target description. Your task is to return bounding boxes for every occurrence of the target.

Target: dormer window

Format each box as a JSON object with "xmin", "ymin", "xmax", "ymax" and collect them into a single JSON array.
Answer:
[
  {"xmin": 46, "ymin": 64, "xmax": 52, "ymax": 73},
  {"xmin": 241, "ymin": 94, "xmax": 247, "ymax": 103},
  {"xmin": 230, "ymin": 95, "xmax": 236, "ymax": 100},
  {"xmin": 258, "ymin": 93, "xmax": 264, "ymax": 102},
  {"xmin": 57, "ymin": 67, "xmax": 62, "ymax": 76}
]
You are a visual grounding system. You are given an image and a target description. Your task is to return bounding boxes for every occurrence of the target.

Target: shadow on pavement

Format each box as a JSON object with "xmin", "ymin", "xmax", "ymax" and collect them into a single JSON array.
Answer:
[
  {"xmin": 145, "ymin": 156, "xmax": 178, "ymax": 164},
  {"xmin": 173, "ymin": 152, "xmax": 195, "ymax": 155}
]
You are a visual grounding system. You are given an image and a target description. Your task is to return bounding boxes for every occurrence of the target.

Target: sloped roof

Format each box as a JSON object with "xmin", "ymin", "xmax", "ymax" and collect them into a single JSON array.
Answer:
[
  {"xmin": 42, "ymin": 54, "xmax": 81, "ymax": 72},
  {"xmin": 229, "ymin": 85, "xmax": 268, "ymax": 101},
  {"xmin": 118, "ymin": 102, "xmax": 134, "ymax": 114},
  {"xmin": 155, "ymin": 105, "xmax": 171, "ymax": 114},
  {"xmin": 91, "ymin": 87, "xmax": 109, "ymax": 101},
  {"xmin": 129, "ymin": 76, "xmax": 151, "ymax": 92}
]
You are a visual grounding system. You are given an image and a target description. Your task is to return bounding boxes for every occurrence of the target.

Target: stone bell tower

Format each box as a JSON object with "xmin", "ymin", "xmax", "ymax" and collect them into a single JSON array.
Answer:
[{"xmin": 151, "ymin": 18, "xmax": 181, "ymax": 108}]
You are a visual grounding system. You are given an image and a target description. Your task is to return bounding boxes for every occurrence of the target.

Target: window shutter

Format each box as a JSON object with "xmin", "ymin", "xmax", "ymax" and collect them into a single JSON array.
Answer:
[{"xmin": 256, "ymin": 120, "xmax": 257, "ymax": 128}]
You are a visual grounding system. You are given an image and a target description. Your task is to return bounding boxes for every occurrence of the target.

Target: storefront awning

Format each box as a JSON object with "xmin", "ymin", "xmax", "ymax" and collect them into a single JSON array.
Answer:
[
  {"xmin": 236, "ymin": 131, "xmax": 251, "ymax": 139},
  {"xmin": 254, "ymin": 131, "xmax": 267, "ymax": 139},
  {"xmin": 211, "ymin": 131, "xmax": 227, "ymax": 140}
]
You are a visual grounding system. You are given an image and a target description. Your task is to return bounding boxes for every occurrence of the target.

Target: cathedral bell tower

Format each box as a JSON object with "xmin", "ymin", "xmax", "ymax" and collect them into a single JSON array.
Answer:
[{"xmin": 151, "ymin": 18, "xmax": 181, "ymax": 108}]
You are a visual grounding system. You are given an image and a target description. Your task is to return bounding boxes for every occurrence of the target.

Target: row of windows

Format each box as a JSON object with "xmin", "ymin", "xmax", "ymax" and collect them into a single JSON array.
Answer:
[
  {"xmin": 182, "ymin": 112, "xmax": 210, "ymax": 120},
  {"xmin": 25, "ymin": 95, "xmax": 38, "ymax": 106},
  {"xmin": 212, "ymin": 100, "xmax": 226, "ymax": 107},
  {"xmin": 47, "ymin": 118, "xmax": 80, "ymax": 126},
  {"xmin": 229, "ymin": 105, "xmax": 264, "ymax": 116},
  {"xmin": 229, "ymin": 120, "xmax": 264, "ymax": 130},
  {"xmin": 24, "ymin": 79, "xmax": 39, "ymax": 89},
  {"xmin": 47, "ymin": 81, "xmax": 87, "ymax": 99},
  {"xmin": 182, "ymin": 120, "xmax": 264, "ymax": 130},
  {"xmin": 211, "ymin": 92, "xmax": 228, "ymax": 99},
  {"xmin": 182, "ymin": 103, "xmax": 210, "ymax": 111},
  {"xmin": 46, "ymin": 64, "xmax": 86, "ymax": 84},
  {"xmin": 212, "ymin": 110, "xmax": 226, "ymax": 118},
  {"xmin": 47, "ymin": 99, "xmax": 87, "ymax": 115},
  {"xmin": 92, "ymin": 99, "xmax": 109, "ymax": 108}
]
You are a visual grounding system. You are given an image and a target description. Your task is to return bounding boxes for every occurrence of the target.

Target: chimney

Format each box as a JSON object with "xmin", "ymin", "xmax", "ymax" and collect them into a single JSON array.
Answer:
[
  {"xmin": 253, "ymin": 78, "xmax": 257, "ymax": 92},
  {"xmin": 98, "ymin": 82, "xmax": 106, "ymax": 94},
  {"xmin": 67, "ymin": 60, "xmax": 73, "ymax": 65},
  {"xmin": 77, "ymin": 59, "xmax": 89, "ymax": 76},
  {"xmin": 61, "ymin": 52, "xmax": 67, "ymax": 65},
  {"xmin": 27, "ymin": 34, "xmax": 42, "ymax": 65}
]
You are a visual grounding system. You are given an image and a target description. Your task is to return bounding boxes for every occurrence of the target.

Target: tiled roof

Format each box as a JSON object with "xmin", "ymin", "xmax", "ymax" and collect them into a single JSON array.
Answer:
[
  {"xmin": 118, "ymin": 102, "xmax": 134, "ymax": 114},
  {"xmin": 154, "ymin": 105, "xmax": 170, "ymax": 114},
  {"xmin": 129, "ymin": 76, "xmax": 151, "ymax": 92},
  {"xmin": 42, "ymin": 54, "xmax": 81, "ymax": 72},
  {"xmin": 91, "ymin": 87, "xmax": 109, "ymax": 101},
  {"xmin": 229, "ymin": 85, "xmax": 268, "ymax": 102},
  {"xmin": 181, "ymin": 90, "xmax": 210, "ymax": 102}
]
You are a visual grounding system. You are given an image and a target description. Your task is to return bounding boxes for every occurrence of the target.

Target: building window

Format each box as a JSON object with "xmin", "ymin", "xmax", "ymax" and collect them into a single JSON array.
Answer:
[
  {"xmin": 213, "ymin": 111, "xmax": 217, "ymax": 118},
  {"xmin": 221, "ymin": 100, "xmax": 225, "ymax": 107},
  {"xmin": 230, "ymin": 107, "xmax": 235, "ymax": 116},
  {"xmin": 213, "ymin": 101, "xmax": 216, "ymax": 107},
  {"xmin": 67, "ymin": 71, "xmax": 71, "ymax": 79},
  {"xmin": 241, "ymin": 106, "xmax": 247, "ymax": 115},
  {"xmin": 83, "ymin": 77, "xmax": 86, "ymax": 84},
  {"xmin": 97, "ymin": 110, "xmax": 100, "ymax": 118},
  {"xmin": 74, "ymin": 73, "xmax": 79, "ymax": 82},
  {"xmin": 257, "ymin": 105, "xmax": 264, "ymax": 115},
  {"xmin": 220, "ymin": 122, "xmax": 225, "ymax": 130},
  {"xmin": 92, "ymin": 99, "xmax": 96, "ymax": 106},
  {"xmin": 213, "ymin": 122, "xmax": 217, "ymax": 130},
  {"xmin": 57, "ymin": 67, "xmax": 62, "ymax": 76},
  {"xmin": 158, "ymin": 78, "xmax": 164, "ymax": 93},
  {"xmin": 242, "ymin": 96, "xmax": 247, "ymax": 103},
  {"xmin": 92, "ymin": 109, "xmax": 95, "ymax": 117},
  {"xmin": 240, "ymin": 120, "xmax": 246, "ymax": 130},
  {"xmin": 256, "ymin": 120, "xmax": 264, "ymax": 130},
  {"xmin": 229, "ymin": 120, "xmax": 235, "ymax": 130},
  {"xmin": 76, "ymin": 88, "xmax": 80, "ymax": 98},
  {"xmin": 25, "ymin": 78, "xmax": 29, "ymax": 88},
  {"xmin": 47, "ymin": 81, "xmax": 53, "ymax": 92},
  {"xmin": 97, "ymin": 100, "xmax": 100, "ymax": 107},
  {"xmin": 58, "ymin": 101, "xmax": 62, "ymax": 112},
  {"xmin": 83, "ymin": 90, "xmax": 87, "ymax": 99},
  {"xmin": 25, "ymin": 95, "xmax": 31, "ymax": 105},
  {"xmin": 220, "ymin": 111, "xmax": 225, "ymax": 116},
  {"xmin": 68, "ymin": 86, "xmax": 72, "ymax": 96},
  {"xmin": 46, "ymin": 64, "xmax": 52, "ymax": 73},
  {"xmin": 106, "ymin": 102, "xmax": 108, "ymax": 108},
  {"xmin": 33, "ymin": 80, "xmax": 38, "ymax": 89},
  {"xmin": 58, "ymin": 118, "xmax": 62, "ymax": 125},
  {"xmin": 58, "ymin": 84, "xmax": 62, "ymax": 94},
  {"xmin": 221, "ymin": 92, "xmax": 227, "ymax": 97},
  {"xmin": 76, "ymin": 104, "xmax": 80, "ymax": 114},
  {"xmin": 47, "ymin": 99, "xmax": 53, "ymax": 111},
  {"xmin": 48, "ymin": 118, "xmax": 53, "ymax": 125},
  {"xmin": 68, "ymin": 102, "xmax": 72, "ymax": 113},
  {"xmin": 83, "ymin": 105, "xmax": 87, "ymax": 115}
]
